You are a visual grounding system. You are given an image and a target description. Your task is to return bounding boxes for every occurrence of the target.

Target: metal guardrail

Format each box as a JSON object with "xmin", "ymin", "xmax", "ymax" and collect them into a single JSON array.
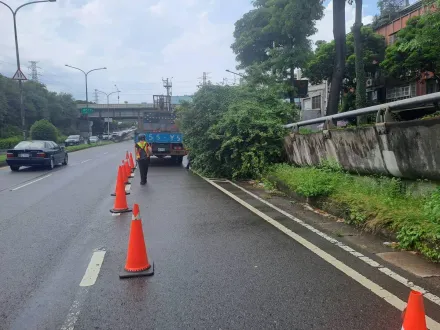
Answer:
[{"xmin": 284, "ymin": 92, "xmax": 440, "ymax": 131}]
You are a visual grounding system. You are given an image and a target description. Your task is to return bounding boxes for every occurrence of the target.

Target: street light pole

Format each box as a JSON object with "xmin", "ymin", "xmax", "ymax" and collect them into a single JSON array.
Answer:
[
  {"xmin": 65, "ymin": 65, "xmax": 106, "ymax": 137},
  {"xmin": 95, "ymin": 89, "xmax": 120, "ymax": 137},
  {"xmin": 114, "ymin": 84, "xmax": 120, "ymax": 104},
  {"xmin": 0, "ymin": 0, "xmax": 57, "ymax": 140}
]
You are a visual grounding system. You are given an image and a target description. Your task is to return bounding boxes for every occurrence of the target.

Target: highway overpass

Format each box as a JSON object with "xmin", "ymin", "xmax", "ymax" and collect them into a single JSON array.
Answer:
[{"xmin": 76, "ymin": 103, "xmax": 175, "ymax": 119}]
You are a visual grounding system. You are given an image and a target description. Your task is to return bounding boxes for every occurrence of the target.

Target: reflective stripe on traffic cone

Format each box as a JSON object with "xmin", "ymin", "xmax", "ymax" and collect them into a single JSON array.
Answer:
[
  {"xmin": 119, "ymin": 203, "xmax": 154, "ymax": 278},
  {"xmin": 110, "ymin": 170, "xmax": 132, "ymax": 214},
  {"xmin": 111, "ymin": 166, "xmax": 130, "ymax": 196},
  {"xmin": 401, "ymin": 291, "xmax": 427, "ymax": 330}
]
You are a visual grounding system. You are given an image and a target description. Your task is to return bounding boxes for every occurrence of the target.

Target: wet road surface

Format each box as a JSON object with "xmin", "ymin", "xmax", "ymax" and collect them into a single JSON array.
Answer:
[{"xmin": 0, "ymin": 141, "xmax": 439, "ymax": 329}]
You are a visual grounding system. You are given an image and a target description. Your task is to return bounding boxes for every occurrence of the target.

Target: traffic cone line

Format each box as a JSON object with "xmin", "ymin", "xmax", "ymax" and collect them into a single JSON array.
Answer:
[
  {"xmin": 401, "ymin": 291, "xmax": 427, "ymax": 330},
  {"xmin": 119, "ymin": 203, "xmax": 154, "ymax": 279},
  {"xmin": 122, "ymin": 160, "xmax": 130, "ymax": 184},
  {"xmin": 110, "ymin": 168, "xmax": 132, "ymax": 214},
  {"xmin": 111, "ymin": 166, "xmax": 130, "ymax": 196},
  {"xmin": 125, "ymin": 159, "xmax": 134, "ymax": 178},
  {"xmin": 129, "ymin": 152, "xmax": 135, "ymax": 172}
]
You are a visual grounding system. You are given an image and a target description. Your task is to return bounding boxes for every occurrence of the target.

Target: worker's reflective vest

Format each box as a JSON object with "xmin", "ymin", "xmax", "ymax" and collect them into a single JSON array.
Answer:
[{"xmin": 135, "ymin": 141, "xmax": 150, "ymax": 160}]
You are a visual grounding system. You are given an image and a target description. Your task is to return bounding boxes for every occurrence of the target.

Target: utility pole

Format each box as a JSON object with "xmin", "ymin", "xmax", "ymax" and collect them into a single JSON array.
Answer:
[
  {"xmin": 28, "ymin": 61, "xmax": 40, "ymax": 82},
  {"xmin": 162, "ymin": 77, "xmax": 172, "ymax": 112},
  {"xmin": 115, "ymin": 84, "xmax": 120, "ymax": 104},
  {"xmin": 222, "ymin": 78, "xmax": 228, "ymax": 86}
]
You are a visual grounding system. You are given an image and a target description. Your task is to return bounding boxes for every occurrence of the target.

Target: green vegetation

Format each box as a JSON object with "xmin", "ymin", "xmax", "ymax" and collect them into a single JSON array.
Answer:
[
  {"xmin": 65, "ymin": 141, "xmax": 113, "ymax": 152},
  {"xmin": 30, "ymin": 119, "xmax": 58, "ymax": 141},
  {"xmin": 267, "ymin": 163, "xmax": 440, "ymax": 261},
  {"xmin": 0, "ymin": 74, "xmax": 78, "ymax": 138},
  {"xmin": 177, "ymin": 82, "xmax": 296, "ymax": 179},
  {"xmin": 0, "ymin": 137, "xmax": 22, "ymax": 149}
]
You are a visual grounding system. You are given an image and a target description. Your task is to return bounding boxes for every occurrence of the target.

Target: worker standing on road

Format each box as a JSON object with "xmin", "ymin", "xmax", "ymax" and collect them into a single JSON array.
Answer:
[{"xmin": 135, "ymin": 134, "xmax": 152, "ymax": 185}]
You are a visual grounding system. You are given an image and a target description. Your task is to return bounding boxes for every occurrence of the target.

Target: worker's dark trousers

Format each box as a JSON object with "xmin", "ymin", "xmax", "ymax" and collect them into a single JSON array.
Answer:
[{"xmin": 138, "ymin": 158, "xmax": 150, "ymax": 184}]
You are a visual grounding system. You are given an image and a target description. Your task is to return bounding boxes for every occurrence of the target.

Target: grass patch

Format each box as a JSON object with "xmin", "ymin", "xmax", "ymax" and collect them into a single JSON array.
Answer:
[
  {"xmin": 0, "ymin": 154, "xmax": 6, "ymax": 163},
  {"xmin": 65, "ymin": 141, "xmax": 113, "ymax": 152},
  {"xmin": 267, "ymin": 163, "xmax": 440, "ymax": 262}
]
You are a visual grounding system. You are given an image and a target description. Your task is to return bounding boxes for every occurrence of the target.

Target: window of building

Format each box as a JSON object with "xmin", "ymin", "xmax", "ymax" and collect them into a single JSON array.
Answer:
[
  {"xmin": 311, "ymin": 95, "xmax": 321, "ymax": 109},
  {"xmin": 386, "ymin": 84, "xmax": 416, "ymax": 101}
]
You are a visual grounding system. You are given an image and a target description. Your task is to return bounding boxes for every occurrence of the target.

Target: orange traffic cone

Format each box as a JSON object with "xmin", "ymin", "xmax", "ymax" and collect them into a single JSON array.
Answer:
[
  {"xmin": 111, "ymin": 166, "xmax": 130, "ymax": 196},
  {"xmin": 401, "ymin": 291, "xmax": 427, "ymax": 330},
  {"xmin": 122, "ymin": 160, "xmax": 130, "ymax": 183},
  {"xmin": 110, "ymin": 170, "xmax": 132, "ymax": 214},
  {"xmin": 125, "ymin": 159, "xmax": 133, "ymax": 178},
  {"xmin": 126, "ymin": 151, "xmax": 129, "ymax": 160},
  {"xmin": 119, "ymin": 203, "xmax": 154, "ymax": 278},
  {"xmin": 129, "ymin": 152, "xmax": 135, "ymax": 172}
]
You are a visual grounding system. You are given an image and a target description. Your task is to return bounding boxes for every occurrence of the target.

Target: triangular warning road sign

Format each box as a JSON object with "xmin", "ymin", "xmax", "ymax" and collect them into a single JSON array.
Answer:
[{"xmin": 12, "ymin": 69, "xmax": 27, "ymax": 81}]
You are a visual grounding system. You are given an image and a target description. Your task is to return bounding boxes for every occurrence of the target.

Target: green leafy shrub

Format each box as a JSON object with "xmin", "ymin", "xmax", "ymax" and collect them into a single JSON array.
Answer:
[
  {"xmin": 0, "ymin": 125, "xmax": 21, "ymax": 138},
  {"xmin": 424, "ymin": 187, "xmax": 440, "ymax": 225},
  {"xmin": 0, "ymin": 136, "xmax": 22, "ymax": 149},
  {"xmin": 30, "ymin": 119, "xmax": 58, "ymax": 141},
  {"xmin": 177, "ymin": 83, "xmax": 296, "ymax": 179}
]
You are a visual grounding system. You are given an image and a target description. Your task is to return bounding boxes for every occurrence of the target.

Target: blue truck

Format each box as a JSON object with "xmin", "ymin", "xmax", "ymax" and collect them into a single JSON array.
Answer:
[{"xmin": 134, "ymin": 95, "xmax": 186, "ymax": 164}]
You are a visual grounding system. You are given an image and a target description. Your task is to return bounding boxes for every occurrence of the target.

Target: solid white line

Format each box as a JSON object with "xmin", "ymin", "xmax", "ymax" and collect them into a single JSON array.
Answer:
[
  {"xmin": 79, "ymin": 250, "xmax": 106, "ymax": 287},
  {"xmin": 204, "ymin": 178, "xmax": 440, "ymax": 329},
  {"xmin": 10, "ymin": 174, "xmax": 52, "ymax": 191},
  {"xmin": 60, "ymin": 288, "xmax": 88, "ymax": 330},
  {"xmin": 226, "ymin": 179, "xmax": 440, "ymax": 308},
  {"xmin": 80, "ymin": 159, "xmax": 91, "ymax": 164}
]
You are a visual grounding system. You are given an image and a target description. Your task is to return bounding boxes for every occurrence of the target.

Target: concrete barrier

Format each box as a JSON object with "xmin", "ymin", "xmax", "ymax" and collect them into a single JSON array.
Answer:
[{"xmin": 284, "ymin": 117, "xmax": 440, "ymax": 181}]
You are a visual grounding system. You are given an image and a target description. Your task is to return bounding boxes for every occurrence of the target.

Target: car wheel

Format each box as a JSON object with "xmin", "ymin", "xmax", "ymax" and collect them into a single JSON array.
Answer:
[
  {"xmin": 62, "ymin": 154, "xmax": 68, "ymax": 165},
  {"xmin": 48, "ymin": 157, "xmax": 55, "ymax": 170},
  {"xmin": 10, "ymin": 166, "xmax": 20, "ymax": 172}
]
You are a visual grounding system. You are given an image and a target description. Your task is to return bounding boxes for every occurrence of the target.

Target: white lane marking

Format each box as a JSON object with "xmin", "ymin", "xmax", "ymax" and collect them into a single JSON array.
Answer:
[
  {"xmin": 10, "ymin": 174, "xmax": 52, "ymax": 191},
  {"xmin": 61, "ymin": 250, "xmax": 106, "ymax": 330},
  {"xmin": 60, "ymin": 288, "xmax": 88, "ymax": 330},
  {"xmin": 80, "ymin": 159, "xmax": 91, "ymax": 164},
  {"xmin": 79, "ymin": 250, "xmax": 106, "ymax": 287},
  {"xmin": 103, "ymin": 152, "xmax": 108, "ymax": 155},
  {"xmin": 204, "ymin": 178, "xmax": 440, "ymax": 329},
  {"xmin": 226, "ymin": 179, "xmax": 440, "ymax": 308}
]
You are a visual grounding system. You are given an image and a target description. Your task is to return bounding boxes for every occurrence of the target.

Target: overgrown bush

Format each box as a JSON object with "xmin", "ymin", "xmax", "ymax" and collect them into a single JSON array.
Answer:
[
  {"xmin": 0, "ymin": 125, "xmax": 21, "ymax": 138},
  {"xmin": 177, "ymin": 83, "xmax": 296, "ymax": 179},
  {"xmin": 0, "ymin": 136, "xmax": 21, "ymax": 149},
  {"xmin": 30, "ymin": 119, "xmax": 58, "ymax": 141}
]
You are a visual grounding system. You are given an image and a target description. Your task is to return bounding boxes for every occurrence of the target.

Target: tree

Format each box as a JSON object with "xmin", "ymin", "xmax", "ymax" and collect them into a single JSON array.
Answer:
[
  {"xmin": 231, "ymin": 0, "xmax": 324, "ymax": 101},
  {"xmin": 352, "ymin": 0, "xmax": 366, "ymax": 111},
  {"xmin": 177, "ymin": 82, "xmax": 296, "ymax": 179},
  {"xmin": 30, "ymin": 119, "xmax": 58, "ymax": 141},
  {"xmin": 381, "ymin": 3, "xmax": 440, "ymax": 83},
  {"xmin": 327, "ymin": 0, "xmax": 348, "ymax": 115},
  {"xmin": 0, "ymin": 74, "xmax": 79, "ymax": 137},
  {"xmin": 305, "ymin": 27, "xmax": 386, "ymax": 88}
]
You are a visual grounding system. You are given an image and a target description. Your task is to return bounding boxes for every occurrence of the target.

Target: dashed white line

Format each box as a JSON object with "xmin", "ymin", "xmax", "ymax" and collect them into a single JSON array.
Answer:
[
  {"xmin": 79, "ymin": 250, "xmax": 106, "ymax": 287},
  {"xmin": 10, "ymin": 174, "xmax": 52, "ymax": 191},
  {"xmin": 60, "ymin": 250, "xmax": 106, "ymax": 330},
  {"xmin": 80, "ymin": 159, "xmax": 91, "ymax": 164},
  {"xmin": 225, "ymin": 179, "xmax": 440, "ymax": 308},
  {"xmin": 203, "ymin": 178, "xmax": 440, "ymax": 329}
]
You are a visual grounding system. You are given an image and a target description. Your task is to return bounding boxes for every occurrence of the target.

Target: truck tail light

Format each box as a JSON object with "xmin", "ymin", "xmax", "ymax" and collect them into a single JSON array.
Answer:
[{"xmin": 173, "ymin": 145, "xmax": 182, "ymax": 150}]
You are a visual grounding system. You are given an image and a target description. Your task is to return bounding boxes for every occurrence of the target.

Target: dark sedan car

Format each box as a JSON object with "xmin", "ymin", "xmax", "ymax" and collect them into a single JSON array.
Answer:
[
  {"xmin": 64, "ymin": 135, "xmax": 83, "ymax": 146},
  {"xmin": 6, "ymin": 140, "xmax": 68, "ymax": 171}
]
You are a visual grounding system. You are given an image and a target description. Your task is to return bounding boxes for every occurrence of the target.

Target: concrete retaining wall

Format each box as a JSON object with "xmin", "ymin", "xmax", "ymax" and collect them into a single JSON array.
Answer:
[{"xmin": 284, "ymin": 117, "xmax": 440, "ymax": 181}]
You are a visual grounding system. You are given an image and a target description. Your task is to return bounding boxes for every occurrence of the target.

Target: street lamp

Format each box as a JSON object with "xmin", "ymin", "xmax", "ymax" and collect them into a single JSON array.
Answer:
[
  {"xmin": 0, "ymin": 0, "xmax": 57, "ymax": 140},
  {"xmin": 225, "ymin": 69, "xmax": 245, "ymax": 78},
  {"xmin": 65, "ymin": 64, "xmax": 106, "ymax": 137},
  {"xmin": 114, "ymin": 84, "xmax": 120, "ymax": 104},
  {"xmin": 95, "ymin": 88, "xmax": 120, "ymax": 137}
]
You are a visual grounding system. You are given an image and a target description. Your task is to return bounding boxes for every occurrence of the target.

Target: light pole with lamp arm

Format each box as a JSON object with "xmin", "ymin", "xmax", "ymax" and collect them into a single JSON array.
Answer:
[
  {"xmin": 95, "ymin": 89, "xmax": 120, "ymax": 137},
  {"xmin": 65, "ymin": 65, "xmax": 106, "ymax": 138},
  {"xmin": 114, "ymin": 84, "xmax": 120, "ymax": 104},
  {"xmin": 0, "ymin": 0, "xmax": 57, "ymax": 140}
]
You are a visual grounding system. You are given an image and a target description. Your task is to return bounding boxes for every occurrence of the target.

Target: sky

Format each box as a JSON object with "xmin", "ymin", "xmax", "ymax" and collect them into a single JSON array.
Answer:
[{"xmin": 0, "ymin": 0, "xmax": 415, "ymax": 104}]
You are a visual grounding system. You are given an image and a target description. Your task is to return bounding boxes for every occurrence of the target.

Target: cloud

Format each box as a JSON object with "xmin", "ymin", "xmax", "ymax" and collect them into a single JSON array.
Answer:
[{"xmin": 0, "ymin": 0, "xmax": 376, "ymax": 103}]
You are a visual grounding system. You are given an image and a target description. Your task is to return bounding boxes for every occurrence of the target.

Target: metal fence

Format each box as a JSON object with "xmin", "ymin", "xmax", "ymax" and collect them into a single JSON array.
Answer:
[{"xmin": 285, "ymin": 92, "xmax": 440, "ymax": 131}]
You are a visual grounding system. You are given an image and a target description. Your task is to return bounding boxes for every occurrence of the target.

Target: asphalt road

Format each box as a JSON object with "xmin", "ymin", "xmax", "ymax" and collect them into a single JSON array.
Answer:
[{"xmin": 0, "ymin": 141, "xmax": 438, "ymax": 330}]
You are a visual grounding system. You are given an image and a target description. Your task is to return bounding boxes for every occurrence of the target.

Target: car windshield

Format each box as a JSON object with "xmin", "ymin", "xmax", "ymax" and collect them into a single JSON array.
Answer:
[
  {"xmin": 67, "ymin": 135, "xmax": 79, "ymax": 139},
  {"xmin": 14, "ymin": 141, "xmax": 46, "ymax": 149}
]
